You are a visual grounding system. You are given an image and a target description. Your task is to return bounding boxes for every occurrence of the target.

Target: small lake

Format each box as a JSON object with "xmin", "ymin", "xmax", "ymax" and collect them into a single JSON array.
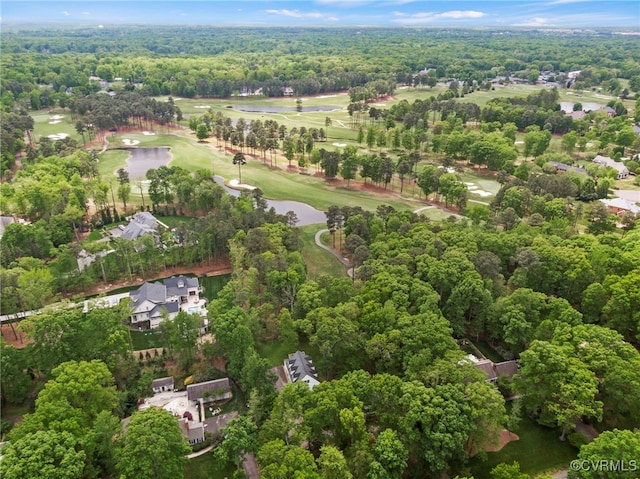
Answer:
[
  {"xmin": 124, "ymin": 147, "xmax": 171, "ymax": 179},
  {"xmin": 214, "ymin": 176, "xmax": 326, "ymax": 226},
  {"xmin": 560, "ymin": 101, "xmax": 605, "ymax": 113},
  {"xmin": 231, "ymin": 105, "xmax": 341, "ymax": 113}
]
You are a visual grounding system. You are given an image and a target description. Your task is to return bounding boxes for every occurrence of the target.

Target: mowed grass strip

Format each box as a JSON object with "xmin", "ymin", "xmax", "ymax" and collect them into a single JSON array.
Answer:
[{"xmin": 298, "ymin": 224, "xmax": 347, "ymax": 279}]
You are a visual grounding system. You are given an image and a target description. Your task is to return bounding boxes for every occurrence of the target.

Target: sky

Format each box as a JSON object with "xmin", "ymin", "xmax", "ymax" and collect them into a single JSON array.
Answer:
[{"xmin": 1, "ymin": 1, "xmax": 639, "ymax": 28}]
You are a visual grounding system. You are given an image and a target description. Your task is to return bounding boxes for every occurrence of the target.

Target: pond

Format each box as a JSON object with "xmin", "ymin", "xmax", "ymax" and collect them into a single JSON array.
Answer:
[
  {"xmin": 231, "ymin": 105, "xmax": 341, "ymax": 113},
  {"xmin": 213, "ymin": 176, "xmax": 326, "ymax": 226},
  {"xmin": 124, "ymin": 147, "xmax": 171, "ymax": 179}
]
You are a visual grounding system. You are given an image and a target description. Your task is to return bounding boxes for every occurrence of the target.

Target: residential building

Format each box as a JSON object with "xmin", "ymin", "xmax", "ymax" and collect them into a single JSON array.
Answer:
[
  {"xmin": 284, "ymin": 351, "xmax": 320, "ymax": 390},
  {"xmin": 152, "ymin": 376, "xmax": 175, "ymax": 393},
  {"xmin": 592, "ymin": 155, "xmax": 629, "ymax": 179},
  {"xmin": 600, "ymin": 198, "xmax": 640, "ymax": 216},
  {"xmin": 548, "ymin": 161, "xmax": 588, "ymax": 175},
  {"xmin": 473, "ymin": 358, "xmax": 519, "ymax": 384},
  {"xmin": 187, "ymin": 378, "xmax": 232, "ymax": 404},
  {"xmin": 129, "ymin": 275, "xmax": 205, "ymax": 329},
  {"xmin": 117, "ymin": 211, "xmax": 168, "ymax": 242},
  {"xmin": 178, "ymin": 417, "xmax": 205, "ymax": 445}
]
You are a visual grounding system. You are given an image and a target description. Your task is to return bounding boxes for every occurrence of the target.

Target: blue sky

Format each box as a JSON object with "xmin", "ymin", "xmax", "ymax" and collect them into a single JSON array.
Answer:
[{"xmin": 2, "ymin": 1, "xmax": 639, "ymax": 28}]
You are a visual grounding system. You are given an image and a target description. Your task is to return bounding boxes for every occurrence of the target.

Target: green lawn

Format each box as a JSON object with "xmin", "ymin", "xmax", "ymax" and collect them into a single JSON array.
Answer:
[
  {"xmin": 97, "ymin": 149, "xmax": 130, "ymax": 178},
  {"xmin": 298, "ymin": 224, "xmax": 347, "ymax": 279},
  {"xmin": 32, "ymin": 111, "xmax": 83, "ymax": 143},
  {"xmin": 257, "ymin": 337, "xmax": 324, "ymax": 375},
  {"xmin": 184, "ymin": 452, "xmax": 236, "ymax": 479},
  {"xmin": 130, "ymin": 329, "xmax": 165, "ymax": 350},
  {"xmin": 469, "ymin": 406, "xmax": 577, "ymax": 478},
  {"xmin": 200, "ymin": 274, "xmax": 231, "ymax": 302}
]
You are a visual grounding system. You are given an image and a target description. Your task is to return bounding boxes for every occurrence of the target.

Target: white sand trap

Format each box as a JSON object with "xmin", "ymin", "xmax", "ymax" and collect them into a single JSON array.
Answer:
[
  {"xmin": 49, "ymin": 114, "xmax": 65, "ymax": 120},
  {"xmin": 142, "ymin": 131, "xmax": 156, "ymax": 136},
  {"xmin": 332, "ymin": 142, "xmax": 347, "ymax": 147},
  {"xmin": 437, "ymin": 166, "xmax": 456, "ymax": 173},
  {"xmin": 515, "ymin": 141, "xmax": 524, "ymax": 145},
  {"xmin": 122, "ymin": 138, "xmax": 140, "ymax": 146},
  {"xmin": 229, "ymin": 179, "xmax": 257, "ymax": 190},
  {"xmin": 48, "ymin": 120, "xmax": 61, "ymax": 124},
  {"xmin": 467, "ymin": 185, "xmax": 478, "ymax": 190},
  {"xmin": 194, "ymin": 105, "xmax": 210, "ymax": 109},
  {"xmin": 47, "ymin": 133, "xmax": 69, "ymax": 140},
  {"xmin": 372, "ymin": 103, "xmax": 386, "ymax": 107},
  {"xmin": 316, "ymin": 95, "xmax": 337, "ymax": 99},
  {"xmin": 470, "ymin": 190, "xmax": 492, "ymax": 197},
  {"xmin": 464, "ymin": 182, "xmax": 475, "ymax": 186}
]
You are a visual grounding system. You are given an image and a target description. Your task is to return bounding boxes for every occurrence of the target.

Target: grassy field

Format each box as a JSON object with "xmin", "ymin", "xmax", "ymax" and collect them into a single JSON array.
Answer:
[
  {"xmin": 184, "ymin": 452, "xmax": 236, "ymax": 479},
  {"xmin": 200, "ymin": 274, "xmax": 231, "ymax": 302},
  {"xmin": 97, "ymin": 149, "xmax": 130, "ymax": 178},
  {"xmin": 130, "ymin": 329, "xmax": 165, "ymax": 350},
  {"xmin": 31, "ymin": 111, "xmax": 82, "ymax": 143},
  {"xmin": 469, "ymin": 405, "xmax": 577, "ymax": 478},
  {"xmin": 298, "ymin": 224, "xmax": 347, "ymax": 279}
]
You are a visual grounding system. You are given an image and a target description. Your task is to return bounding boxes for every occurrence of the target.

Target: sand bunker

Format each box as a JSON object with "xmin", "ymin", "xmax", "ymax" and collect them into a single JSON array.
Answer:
[
  {"xmin": 332, "ymin": 142, "xmax": 347, "ymax": 147},
  {"xmin": 515, "ymin": 141, "xmax": 524, "ymax": 145},
  {"xmin": 122, "ymin": 138, "xmax": 140, "ymax": 146},
  {"xmin": 142, "ymin": 131, "xmax": 156, "ymax": 136},
  {"xmin": 49, "ymin": 114, "xmax": 65, "ymax": 120},
  {"xmin": 316, "ymin": 95, "xmax": 337, "ymax": 99},
  {"xmin": 437, "ymin": 166, "xmax": 456, "ymax": 173},
  {"xmin": 470, "ymin": 189, "xmax": 492, "ymax": 197},
  {"xmin": 229, "ymin": 179, "xmax": 257, "ymax": 190},
  {"xmin": 194, "ymin": 105, "xmax": 210, "ymax": 109},
  {"xmin": 47, "ymin": 133, "xmax": 69, "ymax": 140},
  {"xmin": 48, "ymin": 120, "xmax": 61, "ymax": 124}
]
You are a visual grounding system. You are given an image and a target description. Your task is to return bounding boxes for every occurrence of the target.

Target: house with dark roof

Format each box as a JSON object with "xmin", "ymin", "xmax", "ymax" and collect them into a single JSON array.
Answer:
[
  {"xmin": 129, "ymin": 275, "xmax": 204, "ymax": 329},
  {"xmin": 187, "ymin": 378, "xmax": 232, "ymax": 403},
  {"xmin": 152, "ymin": 377, "xmax": 175, "ymax": 393},
  {"xmin": 548, "ymin": 161, "xmax": 588, "ymax": 175},
  {"xmin": 593, "ymin": 155, "xmax": 629, "ymax": 179},
  {"xmin": 473, "ymin": 358, "xmax": 518, "ymax": 384},
  {"xmin": 284, "ymin": 351, "xmax": 320, "ymax": 390}
]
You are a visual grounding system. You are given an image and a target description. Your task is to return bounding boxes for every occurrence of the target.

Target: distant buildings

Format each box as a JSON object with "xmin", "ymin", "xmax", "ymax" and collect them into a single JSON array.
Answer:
[{"xmin": 129, "ymin": 275, "xmax": 205, "ymax": 329}]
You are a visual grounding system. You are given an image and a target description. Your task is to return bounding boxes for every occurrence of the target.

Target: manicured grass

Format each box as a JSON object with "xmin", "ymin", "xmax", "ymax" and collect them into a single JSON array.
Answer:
[
  {"xmin": 415, "ymin": 206, "xmax": 459, "ymax": 222},
  {"xmin": 184, "ymin": 452, "xmax": 237, "ymax": 479},
  {"xmin": 31, "ymin": 111, "xmax": 82, "ymax": 142},
  {"xmin": 97, "ymin": 149, "xmax": 130, "ymax": 178},
  {"xmin": 298, "ymin": 224, "xmax": 347, "ymax": 279},
  {"xmin": 200, "ymin": 274, "xmax": 231, "ymax": 302},
  {"xmin": 257, "ymin": 337, "xmax": 323, "ymax": 375},
  {"xmin": 86, "ymin": 230, "xmax": 103, "ymax": 241},
  {"xmin": 469, "ymin": 406, "xmax": 577, "ymax": 478},
  {"xmin": 130, "ymin": 329, "xmax": 165, "ymax": 350}
]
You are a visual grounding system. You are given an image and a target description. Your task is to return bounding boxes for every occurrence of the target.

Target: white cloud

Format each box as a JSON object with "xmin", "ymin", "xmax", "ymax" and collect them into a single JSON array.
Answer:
[
  {"xmin": 544, "ymin": 0, "xmax": 590, "ymax": 5},
  {"xmin": 512, "ymin": 17, "xmax": 554, "ymax": 26},
  {"xmin": 394, "ymin": 10, "xmax": 486, "ymax": 24},
  {"xmin": 266, "ymin": 9, "xmax": 325, "ymax": 19},
  {"xmin": 62, "ymin": 11, "xmax": 70, "ymax": 16}
]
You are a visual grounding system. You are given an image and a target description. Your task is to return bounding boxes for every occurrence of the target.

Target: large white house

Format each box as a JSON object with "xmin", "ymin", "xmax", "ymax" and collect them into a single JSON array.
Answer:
[
  {"xmin": 592, "ymin": 155, "xmax": 630, "ymax": 180},
  {"xmin": 129, "ymin": 275, "xmax": 206, "ymax": 329}
]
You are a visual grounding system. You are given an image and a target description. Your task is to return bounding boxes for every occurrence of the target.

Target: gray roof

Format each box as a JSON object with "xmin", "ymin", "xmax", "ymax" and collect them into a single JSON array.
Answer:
[
  {"xmin": 179, "ymin": 418, "xmax": 205, "ymax": 442},
  {"xmin": 120, "ymin": 212, "xmax": 158, "ymax": 241},
  {"xmin": 152, "ymin": 377, "xmax": 174, "ymax": 389},
  {"xmin": 130, "ymin": 282, "xmax": 167, "ymax": 307},
  {"xmin": 150, "ymin": 302, "xmax": 179, "ymax": 318},
  {"xmin": 187, "ymin": 378, "xmax": 231, "ymax": 401},
  {"xmin": 593, "ymin": 155, "xmax": 629, "ymax": 175},
  {"xmin": 164, "ymin": 276, "xmax": 199, "ymax": 297},
  {"xmin": 286, "ymin": 351, "xmax": 318, "ymax": 383},
  {"xmin": 549, "ymin": 161, "xmax": 587, "ymax": 174}
]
